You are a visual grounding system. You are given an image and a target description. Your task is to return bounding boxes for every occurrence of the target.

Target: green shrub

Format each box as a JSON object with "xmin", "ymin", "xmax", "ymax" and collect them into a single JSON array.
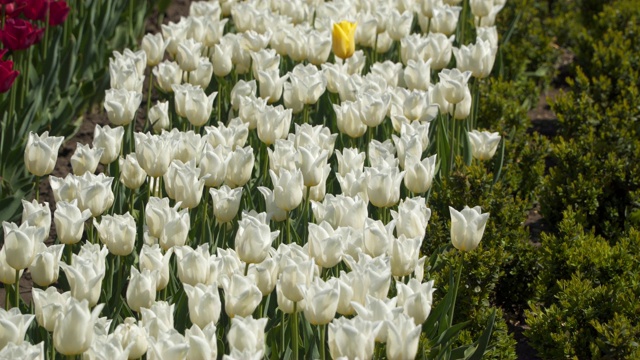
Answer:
[
  {"xmin": 495, "ymin": 0, "xmax": 559, "ymax": 83},
  {"xmin": 539, "ymin": 0, "xmax": 640, "ymax": 237},
  {"xmin": 525, "ymin": 209, "xmax": 640, "ymax": 359},
  {"xmin": 422, "ymin": 158, "xmax": 544, "ymax": 358}
]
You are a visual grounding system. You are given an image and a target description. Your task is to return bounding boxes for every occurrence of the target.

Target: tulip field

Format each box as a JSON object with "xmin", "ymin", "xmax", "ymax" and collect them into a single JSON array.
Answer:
[{"xmin": 2, "ymin": 0, "xmax": 640, "ymax": 359}]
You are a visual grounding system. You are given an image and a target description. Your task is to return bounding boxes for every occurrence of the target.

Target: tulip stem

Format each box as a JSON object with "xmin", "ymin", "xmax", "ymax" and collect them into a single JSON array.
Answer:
[
  {"xmin": 244, "ymin": 262, "xmax": 250, "ymax": 276},
  {"xmin": 319, "ymin": 324, "xmax": 326, "ymax": 360},
  {"xmin": 146, "ymin": 71, "xmax": 154, "ymax": 128},
  {"xmin": 303, "ymin": 186, "xmax": 311, "ymax": 244},
  {"xmin": 292, "ymin": 302, "xmax": 299, "ymax": 360},
  {"xmin": 449, "ymin": 256, "xmax": 464, "ymax": 328},
  {"xmin": 50, "ymin": 333, "xmax": 55, "ymax": 360},
  {"xmin": 35, "ymin": 176, "xmax": 41, "ymax": 202},
  {"xmin": 201, "ymin": 193, "xmax": 208, "ymax": 245},
  {"xmin": 286, "ymin": 214, "xmax": 291, "ymax": 244},
  {"xmin": 303, "ymin": 105, "xmax": 309, "ymax": 124},
  {"xmin": 449, "ymin": 104, "xmax": 457, "ymax": 174},
  {"xmin": 14, "ymin": 269, "xmax": 20, "ymax": 309},
  {"xmin": 129, "ymin": 189, "xmax": 135, "ymax": 214}
]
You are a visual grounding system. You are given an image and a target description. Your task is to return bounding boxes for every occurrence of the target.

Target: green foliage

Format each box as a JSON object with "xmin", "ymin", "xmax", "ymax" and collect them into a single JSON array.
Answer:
[
  {"xmin": 423, "ymin": 160, "xmax": 541, "ymax": 359},
  {"xmin": 495, "ymin": 0, "xmax": 559, "ymax": 83},
  {"xmin": 525, "ymin": 209, "xmax": 640, "ymax": 358},
  {"xmin": 539, "ymin": 0, "xmax": 640, "ymax": 238},
  {"xmin": 456, "ymin": 307, "xmax": 517, "ymax": 360}
]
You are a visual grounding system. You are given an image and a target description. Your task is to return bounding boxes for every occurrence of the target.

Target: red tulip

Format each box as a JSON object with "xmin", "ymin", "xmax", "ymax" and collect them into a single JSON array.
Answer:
[
  {"xmin": 20, "ymin": 0, "xmax": 47, "ymax": 21},
  {"xmin": 4, "ymin": 2, "xmax": 26, "ymax": 18},
  {"xmin": 0, "ymin": 59, "xmax": 20, "ymax": 93},
  {"xmin": 47, "ymin": 0, "xmax": 69, "ymax": 26},
  {"xmin": 0, "ymin": 18, "xmax": 44, "ymax": 51}
]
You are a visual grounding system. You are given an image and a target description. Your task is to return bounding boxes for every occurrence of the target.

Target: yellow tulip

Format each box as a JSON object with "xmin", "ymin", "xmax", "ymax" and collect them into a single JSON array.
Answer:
[{"xmin": 332, "ymin": 21, "xmax": 357, "ymax": 60}]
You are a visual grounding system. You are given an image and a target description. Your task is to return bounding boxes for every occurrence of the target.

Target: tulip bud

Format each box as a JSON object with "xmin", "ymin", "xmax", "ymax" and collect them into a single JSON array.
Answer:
[
  {"xmin": 113, "ymin": 317, "xmax": 148, "ymax": 359},
  {"xmin": 386, "ymin": 313, "xmax": 422, "ymax": 360},
  {"xmin": 304, "ymin": 278, "xmax": 340, "ymax": 325},
  {"xmin": 175, "ymin": 245, "xmax": 211, "ymax": 286},
  {"xmin": 468, "ymin": 130, "xmax": 501, "ymax": 160},
  {"xmin": 430, "ymin": 5, "xmax": 462, "ymax": 35},
  {"xmin": 454, "ymin": 39, "xmax": 497, "ymax": 79},
  {"xmin": 328, "ymin": 317, "xmax": 380, "ymax": 360},
  {"xmin": 60, "ymin": 246, "xmax": 107, "ymax": 306},
  {"xmin": 134, "ymin": 132, "xmax": 172, "ymax": 178},
  {"xmin": 185, "ymin": 323, "xmax": 218, "ymax": 359},
  {"xmin": 148, "ymin": 101, "xmax": 170, "ymax": 134},
  {"xmin": 126, "ymin": 267, "xmax": 158, "ymax": 312},
  {"xmin": 235, "ymin": 212, "xmax": 279, "ymax": 264},
  {"xmin": 2, "ymin": 221, "xmax": 44, "ymax": 270},
  {"xmin": 29, "ymin": 243, "xmax": 64, "ymax": 287},
  {"xmin": 24, "ymin": 131, "xmax": 64, "ymax": 177},
  {"xmin": 366, "ymin": 166, "xmax": 405, "ymax": 208},
  {"xmin": 199, "ymin": 143, "xmax": 229, "ymax": 188},
  {"xmin": 393, "ymin": 197, "xmax": 431, "ymax": 239},
  {"xmin": 308, "ymin": 222, "xmax": 343, "ymax": 269},
  {"xmin": 308, "ymin": 29, "xmax": 332, "ymax": 65},
  {"xmin": 211, "ymin": 43, "xmax": 233, "ymax": 77},
  {"xmin": 153, "ymin": 60, "xmax": 182, "ymax": 93},
  {"xmin": 257, "ymin": 70, "xmax": 288, "ymax": 104},
  {"xmin": 104, "ymin": 88, "xmax": 142, "ymax": 126},
  {"xmin": 334, "ymin": 101, "xmax": 367, "ymax": 138},
  {"xmin": 139, "ymin": 245, "xmax": 174, "ymax": 291},
  {"xmin": 404, "ymin": 153, "xmax": 437, "ymax": 194},
  {"xmin": 148, "ymin": 330, "xmax": 189, "ymax": 359},
  {"xmin": 140, "ymin": 301, "xmax": 175, "ymax": 340},
  {"xmin": 0, "ymin": 247, "xmax": 23, "ymax": 285},
  {"xmin": 449, "ymin": 206, "xmax": 490, "ymax": 251},
  {"xmin": 332, "ymin": 21, "xmax": 357, "ymax": 60},
  {"xmin": 397, "ymin": 279, "xmax": 436, "ymax": 324},
  {"xmin": 184, "ymin": 283, "xmax": 221, "ymax": 328},
  {"xmin": 225, "ymin": 146, "xmax": 254, "ymax": 188},
  {"xmin": 93, "ymin": 125, "xmax": 125, "ymax": 165},
  {"xmin": 222, "ymin": 274, "xmax": 262, "ymax": 318},
  {"xmin": 438, "ymin": 68, "xmax": 472, "ymax": 104},
  {"xmin": 32, "ymin": 287, "xmax": 71, "ymax": 332},
  {"xmin": 247, "ymin": 258, "xmax": 279, "ymax": 296},
  {"xmin": 21, "ymin": 199, "xmax": 51, "ymax": 242},
  {"xmin": 226, "ymin": 316, "xmax": 268, "ymax": 356},
  {"xmin": 142, "ymin": 33, "xmax": 168, "ymax": 67},
  {"xmin": 424, "ymin": 33, "xmax": 455, "ymax": 70},
  {"xmin": 176, "ymin": 38, "xmax": 203, "ymax": 72},
  {"xmin": 109, "ymin": 55, "xmax": 144, "ymax": 93},
  {"xmin": 183, "ymin": 86, "xmax": 217, "ymax": 127},
  {"xmin": 0, "ymin": 308, "xmax": 35, "ymax": 350},
  {"xmin": 164, "ymin": 160, "xmax": 207, "ymax": 209},
  {"xmin": 278, "ymin": 258, "xmax": 316, "ymax": 303},
  {"xmin": 70, "ymin": 143, "xmax": 103, "ymax": 175},
  {"xmin": 53, "ymin": 298, "xmax": 105, "ymax": 355},
  {"xmin": 257, "ymin": 187, "xmax": 287, "ymax": 222},
  {"xmin": 270, "ymin": 168, "xmax": 304, "ymax": 212}
]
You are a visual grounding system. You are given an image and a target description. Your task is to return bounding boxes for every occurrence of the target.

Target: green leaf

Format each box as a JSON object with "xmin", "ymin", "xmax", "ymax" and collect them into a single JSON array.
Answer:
[{"xmin": 465, "ymin": 309, "xmax": 496, "ymax": 360}]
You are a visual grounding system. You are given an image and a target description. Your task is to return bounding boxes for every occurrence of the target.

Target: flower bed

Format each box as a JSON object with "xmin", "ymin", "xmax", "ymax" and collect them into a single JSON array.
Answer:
[{"xmin": 4, "ymin": 0, "xmax": 638, "ymax": 359}]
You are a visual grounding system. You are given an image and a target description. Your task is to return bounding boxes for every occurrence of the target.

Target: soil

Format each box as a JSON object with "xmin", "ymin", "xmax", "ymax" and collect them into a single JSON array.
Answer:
[{"xmin": 4, "ymin": 2, "xmax": 564, "ymax": 359}]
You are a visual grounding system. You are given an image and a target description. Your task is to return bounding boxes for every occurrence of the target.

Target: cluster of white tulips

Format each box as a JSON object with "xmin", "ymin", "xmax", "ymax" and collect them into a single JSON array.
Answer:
[{"xmin": 0, "ymin": 0, "xmax": 506, "ymax": 358}]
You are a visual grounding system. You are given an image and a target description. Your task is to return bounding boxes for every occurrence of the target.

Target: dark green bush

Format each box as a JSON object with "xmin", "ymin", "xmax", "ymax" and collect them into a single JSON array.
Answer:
[
  {"xmin": 525, "ymin": 209, "xmax": 640, "ymax": 359},
  {"xmin": 539, "ymin": 0, "xmax": 640, "ymax": 238}
]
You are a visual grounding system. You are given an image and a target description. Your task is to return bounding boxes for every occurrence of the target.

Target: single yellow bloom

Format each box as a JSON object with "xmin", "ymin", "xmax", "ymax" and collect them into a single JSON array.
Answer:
[{"xmin": 332, "ymin": 21, "xmax": 357, "ymax": 60}]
